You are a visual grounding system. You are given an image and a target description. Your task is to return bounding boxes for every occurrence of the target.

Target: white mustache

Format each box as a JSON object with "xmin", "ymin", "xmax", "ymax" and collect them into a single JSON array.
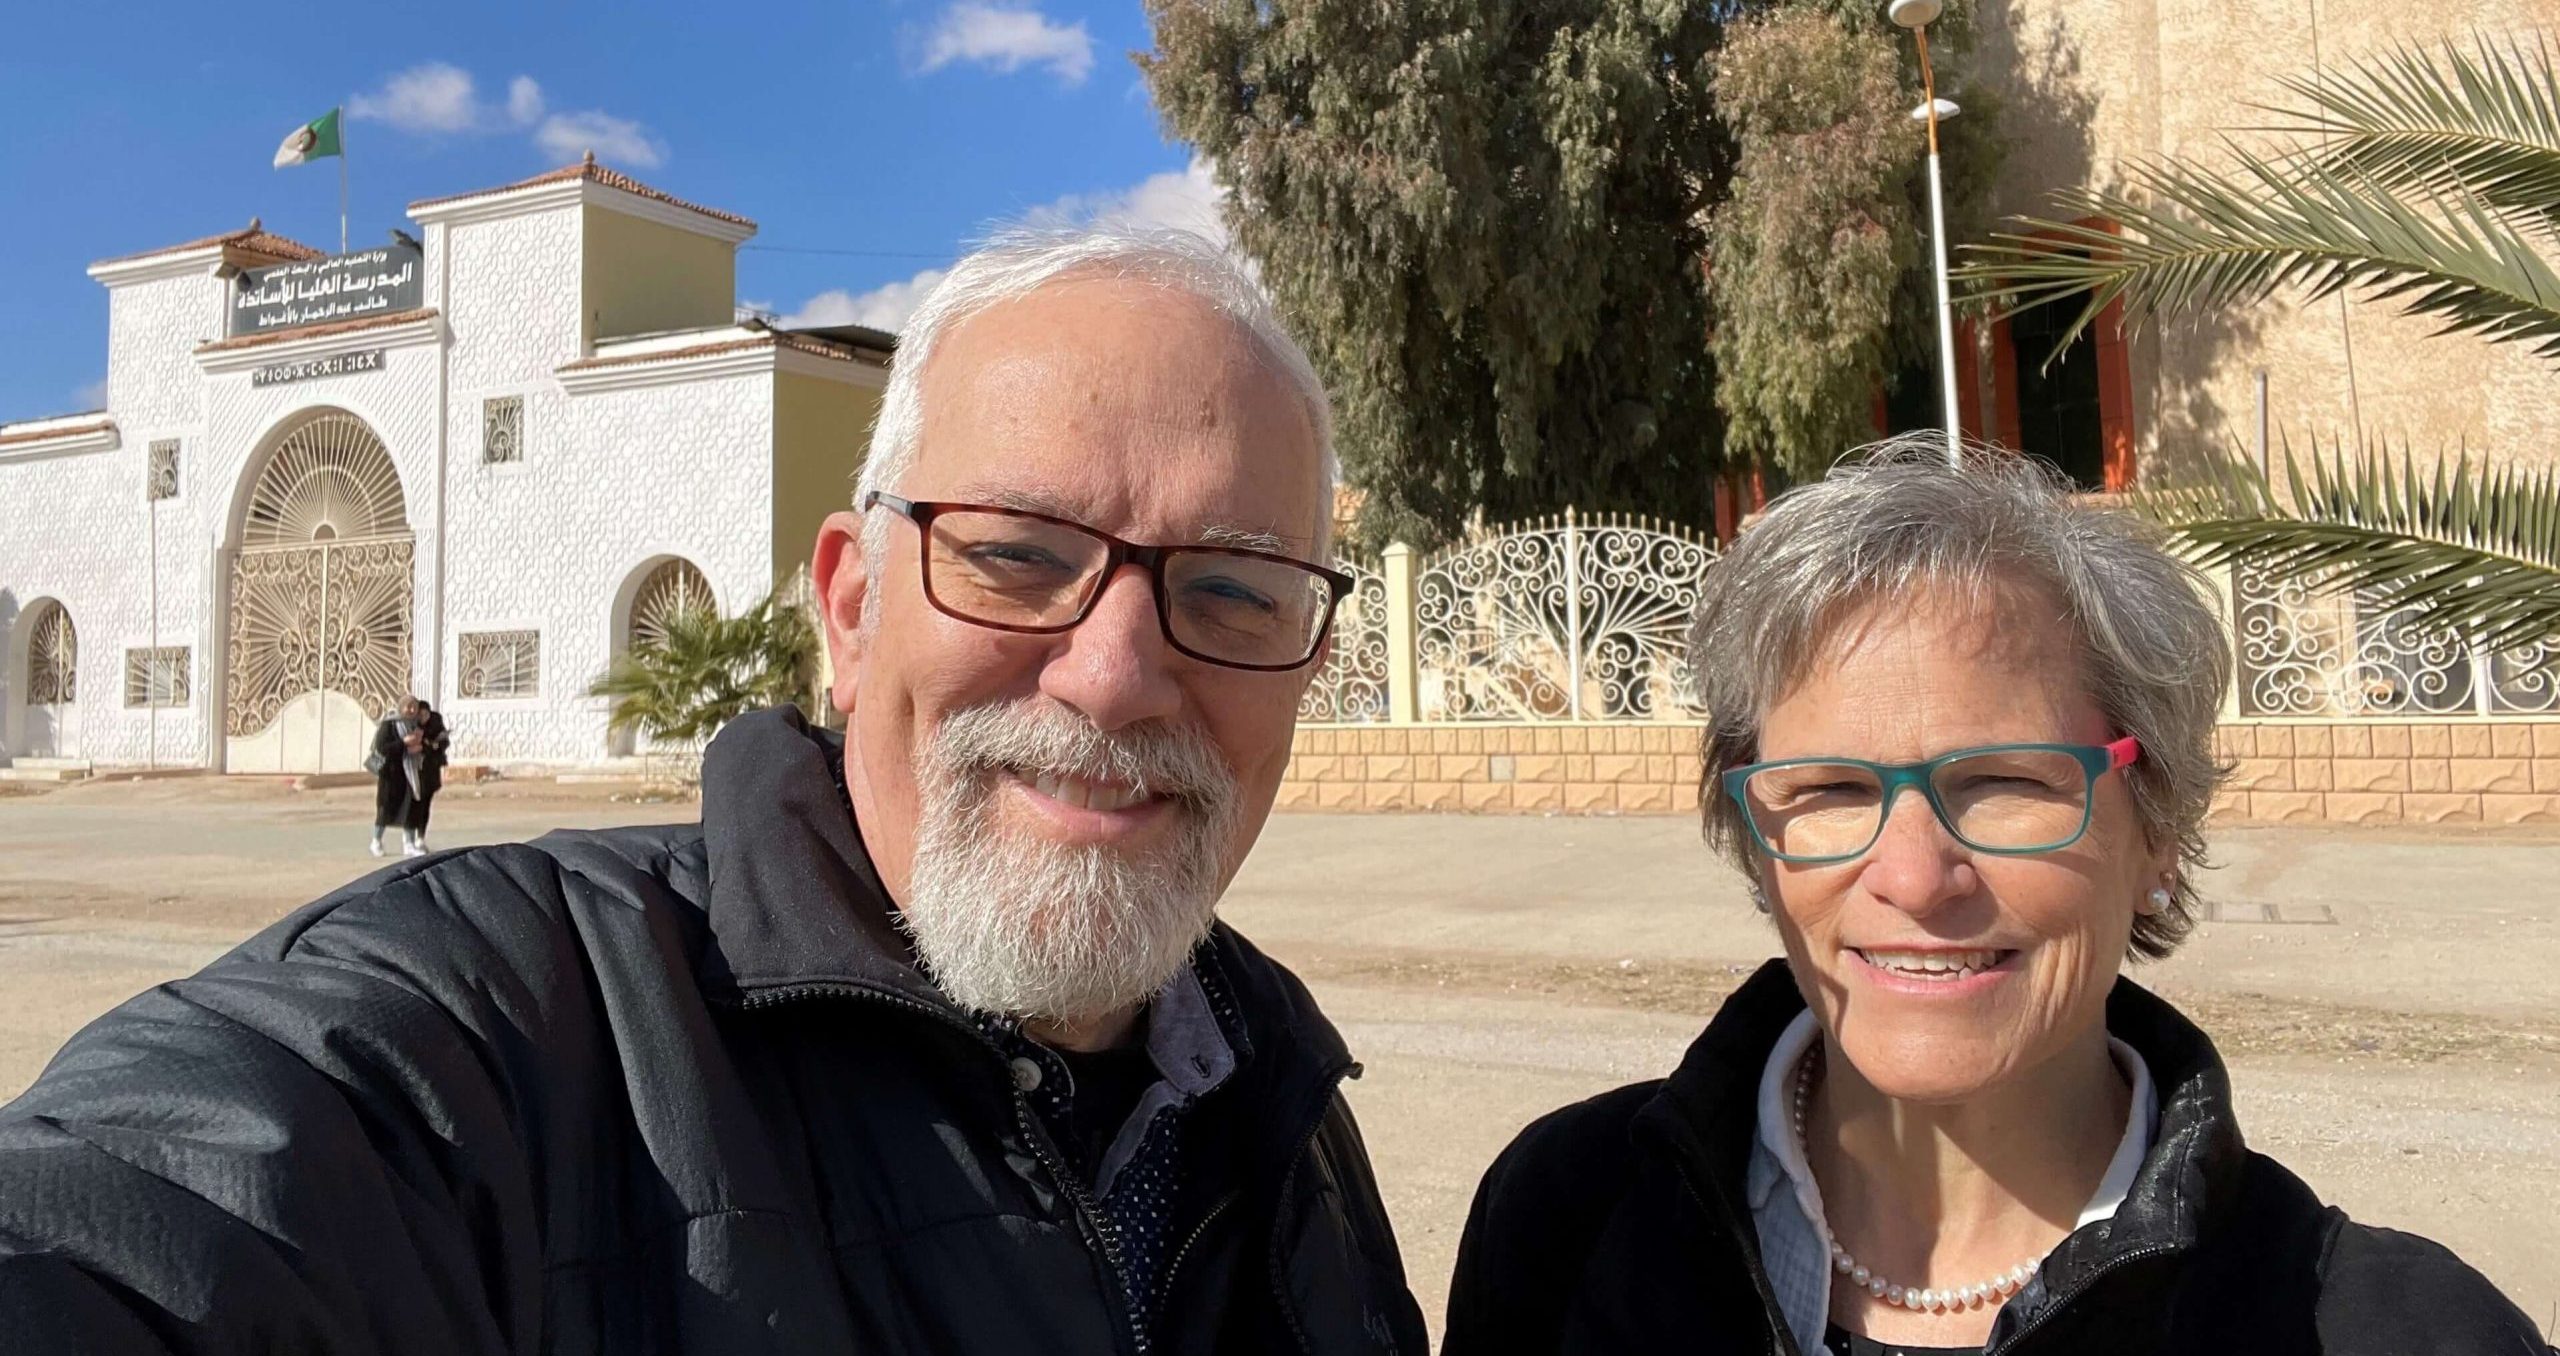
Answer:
[{"xmin": 930, "ymin": 700, "xmax": 1237, "ymax": 813}]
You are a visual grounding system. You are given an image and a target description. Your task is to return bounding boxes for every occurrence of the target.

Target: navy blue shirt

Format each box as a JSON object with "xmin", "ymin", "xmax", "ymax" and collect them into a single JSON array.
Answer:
[{"xmin": 978, "ymin": 958, "xmax": 1243, "ymax": 1343}]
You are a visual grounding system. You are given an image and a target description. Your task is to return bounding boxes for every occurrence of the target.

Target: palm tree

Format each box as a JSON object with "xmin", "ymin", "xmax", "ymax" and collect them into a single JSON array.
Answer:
[
  {"xmin": 588, "ymin": 590, "xmax": 820, "ymax": 748},
  {"xmin": 1955, "ymin": 35, "xmax": 2560, "ymax": 654}
]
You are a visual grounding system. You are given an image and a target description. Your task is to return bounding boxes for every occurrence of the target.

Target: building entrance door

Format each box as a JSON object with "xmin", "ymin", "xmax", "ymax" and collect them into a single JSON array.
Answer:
[{"xmin": 224, "ymin": 411, "xmax": 414, "ymax": 774}]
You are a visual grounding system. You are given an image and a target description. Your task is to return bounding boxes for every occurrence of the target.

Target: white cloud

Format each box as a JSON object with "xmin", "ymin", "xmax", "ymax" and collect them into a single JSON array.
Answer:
[
  {"xmin": 72, "ymin": 376, "xmax": 107, "ymax": 411},
  {"xmin": 920, "ymin": 3, "xmax": 1095, "ymax": 85},
  {"xmin": 766, "ymin": 160, "xmax": 1235, "ymax": 339},
  {"xmin": 506, "ymin": 75, "xmax": 546, "ymax": 126},
  {"xmin": 349, "ymin": 62, "xmax": 487, "ymax": 133},
  {"xmin": 535, "ymin": 110, "xmax": 668, "ymax": 169},
  {"xmin": 779, "ymin": 271, "xmax": 951, "ymax": 331},
  {"xmin": 349, "ymin": 63, "xmax": 664, "ymax": 168}
]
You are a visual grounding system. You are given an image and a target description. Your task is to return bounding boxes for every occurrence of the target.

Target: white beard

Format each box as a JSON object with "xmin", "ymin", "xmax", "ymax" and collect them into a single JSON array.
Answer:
[{"xmin": 902, "ymin": 698, "xmax": 1243, "ymax": 1025}]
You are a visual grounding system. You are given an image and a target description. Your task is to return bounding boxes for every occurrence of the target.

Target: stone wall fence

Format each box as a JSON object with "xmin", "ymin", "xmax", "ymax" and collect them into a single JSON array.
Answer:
[{"xmin": 1276, "ymin": 513, "xmax": 2560, "ymax": 826}]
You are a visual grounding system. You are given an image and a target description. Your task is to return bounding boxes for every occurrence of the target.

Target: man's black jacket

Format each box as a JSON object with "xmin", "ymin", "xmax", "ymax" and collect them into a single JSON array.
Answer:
[
  {"xmin": 1442, "ymin": 961, "xmax": 2547, "ymax": 1356},
  {"xmin": 0, "ymin": 707, "xmax": 1427, "ymax": 1356}
]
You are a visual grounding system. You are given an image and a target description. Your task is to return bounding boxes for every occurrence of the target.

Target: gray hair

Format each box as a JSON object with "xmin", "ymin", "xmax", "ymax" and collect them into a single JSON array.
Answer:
[
  {"xmin": 853, "ymin": 224, "xmax": 1338, "ymax": 589},
  {"xmin": 1687, "ymin": 434, "xmax": 2231, "ymax": 959}
]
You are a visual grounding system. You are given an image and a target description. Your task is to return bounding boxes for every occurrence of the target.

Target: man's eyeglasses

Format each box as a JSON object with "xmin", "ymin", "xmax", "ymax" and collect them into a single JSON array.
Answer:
[
  {"xmin": 862, "ymin": 492, "xmax": 1353, "ymax": 672},
  {"xmin": 1721, "ymin": 738, "xmax": 2142, "ymax": 864}
]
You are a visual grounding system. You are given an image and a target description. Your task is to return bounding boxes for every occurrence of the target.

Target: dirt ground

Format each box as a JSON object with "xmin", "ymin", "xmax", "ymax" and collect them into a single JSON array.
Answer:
[{"xmin": 3, "ymin": 776, "xmax": 2555, "ymax": 1343}]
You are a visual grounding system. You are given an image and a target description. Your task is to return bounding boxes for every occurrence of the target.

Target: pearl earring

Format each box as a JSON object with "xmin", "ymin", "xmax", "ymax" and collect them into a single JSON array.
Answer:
[{"xmin": 2145, "ymin": 886, "xmax": 2173, "ymax": 912}]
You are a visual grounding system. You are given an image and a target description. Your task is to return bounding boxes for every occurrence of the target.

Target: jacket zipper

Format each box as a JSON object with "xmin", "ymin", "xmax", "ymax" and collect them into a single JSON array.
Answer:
[
  {"xmin": 1262, "ymin": 1063, "xmax": 1359, "ymax": 1356},
  {"xmin": 1147, "ymin": 1189, "xmax": 1238, "ymax": 1328},
  {"xmin": 1982, "ymin": 1242, "xmax": 2177, "ymax": 1355},
  {"xmin": 735, "ymin": 981, "xmax": 1148, "ymax": 1356}
]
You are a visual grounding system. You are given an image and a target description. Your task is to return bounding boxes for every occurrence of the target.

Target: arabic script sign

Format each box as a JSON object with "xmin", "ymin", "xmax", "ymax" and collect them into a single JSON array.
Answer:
[
  {"xmin": 250, "ymin": 348, "xmax": 386, "ymax": 387},
  {"xmin": 228, "ymin": 241, "xmax": 424, "ymax": 337}
]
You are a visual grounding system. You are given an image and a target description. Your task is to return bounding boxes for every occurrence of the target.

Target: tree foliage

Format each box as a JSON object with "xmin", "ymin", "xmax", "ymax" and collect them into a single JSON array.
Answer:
[
  {"xmin": 1143, "ymin": 0, "xmax": 1996, "ymax": 546},
  {"xmin": 586, "ymin": 591, "xmax": 819, "ymax": 746},
  {"xmin": 1705, "ymin": 8, "xmax": 1912, "ymax": 479}
]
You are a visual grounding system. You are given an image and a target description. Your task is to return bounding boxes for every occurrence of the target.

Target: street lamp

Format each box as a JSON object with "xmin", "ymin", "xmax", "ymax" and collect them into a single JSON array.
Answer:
[{"xmin": 1889, "ymin": 0, "xmax": 1962, "ymax": 466}]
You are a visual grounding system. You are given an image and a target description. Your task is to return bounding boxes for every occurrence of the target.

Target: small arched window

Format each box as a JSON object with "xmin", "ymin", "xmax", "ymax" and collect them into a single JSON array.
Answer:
[{"xmin": 25, "ymin": 601, "xmax": 75, "ymax": 706}]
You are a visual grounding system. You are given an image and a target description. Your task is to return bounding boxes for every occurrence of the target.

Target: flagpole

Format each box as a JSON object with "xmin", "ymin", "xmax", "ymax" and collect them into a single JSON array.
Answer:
[{"xmin": 338, "ymin": 117, "xmax": 348, "ymax": 253}]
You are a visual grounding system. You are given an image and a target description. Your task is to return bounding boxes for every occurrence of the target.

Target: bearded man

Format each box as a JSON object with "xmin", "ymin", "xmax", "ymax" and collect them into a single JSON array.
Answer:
[{"xmin": 0, "ymin": 226, "xmax": 1428, "ymax": 1356}]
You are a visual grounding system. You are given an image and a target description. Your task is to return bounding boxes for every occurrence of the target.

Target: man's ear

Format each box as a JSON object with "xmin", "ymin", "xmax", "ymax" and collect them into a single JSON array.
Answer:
[{"xmin": 813, "ymin": 511, "xmax": 871, "ymax": 716}]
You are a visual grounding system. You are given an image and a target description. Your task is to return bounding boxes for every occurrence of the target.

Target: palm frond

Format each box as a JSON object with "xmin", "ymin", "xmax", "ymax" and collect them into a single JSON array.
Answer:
[
  {"xmin": 587, "ymin": 589, "xmax": 820, "ymax": 743},
  {"xmin": 2254, "ymin": 34, "xmax": 2560, "ymax": 242},
  {"xmin": 1955, "ymin": 147, "xmax": 2560, "ymax": 369},
  {"xmin": 2131, "ymin": 433, "xmax": 2560, "ymax": 654}
]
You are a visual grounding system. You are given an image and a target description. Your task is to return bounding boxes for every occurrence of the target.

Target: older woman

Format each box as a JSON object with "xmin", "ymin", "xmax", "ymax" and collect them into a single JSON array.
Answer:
[{"xmin": 1442, "ymin": 441, "xmax": 2541, "ymax": 1356}]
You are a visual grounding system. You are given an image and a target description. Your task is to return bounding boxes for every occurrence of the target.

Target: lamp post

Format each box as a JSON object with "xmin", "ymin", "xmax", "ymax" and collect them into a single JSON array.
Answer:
[{"xmin": 1889, "ymin": 0, "xmax": 1962, "ymax": 466}]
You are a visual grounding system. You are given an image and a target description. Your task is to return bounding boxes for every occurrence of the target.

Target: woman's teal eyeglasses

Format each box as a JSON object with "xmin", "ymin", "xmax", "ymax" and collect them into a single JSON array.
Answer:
[{"xmin": 1721, "ymin": 738, "xmax": 2141, "ymax": 864}]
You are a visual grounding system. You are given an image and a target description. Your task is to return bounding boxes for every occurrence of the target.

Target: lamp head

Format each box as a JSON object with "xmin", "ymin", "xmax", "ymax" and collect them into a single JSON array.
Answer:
[
  {"xmin": 1910, "ymin": 97, "xmax": 1962, "ymax": 122},
  {"xmin": 1888, "ymin": 0, "xmax": 1944, "ymax": 28}
]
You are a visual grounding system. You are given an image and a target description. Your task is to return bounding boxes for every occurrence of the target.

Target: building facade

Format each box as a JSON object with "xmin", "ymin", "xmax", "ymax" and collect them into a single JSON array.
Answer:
[
  {"xmin": 0, "ymin": 157, "xmax": 887, "ymax": 774},
  {"xmin": 1966, "ymin": 0, "xmax": 2560, "ymax": 489}
]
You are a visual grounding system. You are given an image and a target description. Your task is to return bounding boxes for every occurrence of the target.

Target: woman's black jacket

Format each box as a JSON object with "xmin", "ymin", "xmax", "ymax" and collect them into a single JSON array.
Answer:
[{"xmin": 1444, "ymin": 961, "xmax": 2547, "ymax": 1356}]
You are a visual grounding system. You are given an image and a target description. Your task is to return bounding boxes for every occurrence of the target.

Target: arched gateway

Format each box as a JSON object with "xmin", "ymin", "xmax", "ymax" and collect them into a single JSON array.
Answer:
[{"xmin": 224, "ymin": 410, "xmax": 414, "ymax": 773}]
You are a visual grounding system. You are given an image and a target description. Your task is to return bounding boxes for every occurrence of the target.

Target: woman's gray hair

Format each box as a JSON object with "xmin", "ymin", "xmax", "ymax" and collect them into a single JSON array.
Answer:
[
  {"xmin": 1688, "ymin": 434, "xmax": 2232, "ymax": 959},
  {"xmin": 853, "ymin": 223, "xmax": 1338, "ymax": 583}
]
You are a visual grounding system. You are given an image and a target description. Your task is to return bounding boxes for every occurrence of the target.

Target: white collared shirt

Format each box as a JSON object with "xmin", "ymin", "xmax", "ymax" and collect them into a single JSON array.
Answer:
[{"xmin": 1745, "ymin": 1009, "xmax": 2159, "ymax": 1356}]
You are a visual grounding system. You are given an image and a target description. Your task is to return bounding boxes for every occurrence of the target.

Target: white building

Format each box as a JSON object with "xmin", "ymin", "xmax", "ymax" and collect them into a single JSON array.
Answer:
[{"xmin": 0, "ymin": 156, "xmax": 888, "ymax": 774}]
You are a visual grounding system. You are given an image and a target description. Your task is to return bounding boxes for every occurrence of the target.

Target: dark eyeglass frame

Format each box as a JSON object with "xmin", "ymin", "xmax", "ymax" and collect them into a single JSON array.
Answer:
[
  {"xmin": 1720, "ymin": 737, "xmax": 2143, "ymax": 864},
  {"xmin": 863, "ymin": 491, "xmax": 1354, "ymax": 673}
]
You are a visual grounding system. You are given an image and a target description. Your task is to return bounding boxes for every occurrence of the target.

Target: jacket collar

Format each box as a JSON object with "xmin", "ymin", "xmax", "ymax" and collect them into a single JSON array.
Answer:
[
  {"xmin": 691, "ymin": 707, "xmax": 1357, "ymax": 1140},
  {"xmin": 1636, "ymin": 958, "xmax": 2254, "ymax": 1331}
]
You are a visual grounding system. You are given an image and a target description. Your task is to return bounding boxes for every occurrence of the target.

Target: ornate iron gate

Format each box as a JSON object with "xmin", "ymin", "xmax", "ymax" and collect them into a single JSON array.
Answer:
[
  {"xmin": 226, "ymin": 538, "xmax": 415, "ymax": 739},
  {"xmin": 224, "ymin": 411, "xmax": 413, "ymax": 770}
]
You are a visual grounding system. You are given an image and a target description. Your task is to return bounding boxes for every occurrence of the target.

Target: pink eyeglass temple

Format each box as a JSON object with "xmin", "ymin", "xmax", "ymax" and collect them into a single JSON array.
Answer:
[{"xmin": 2106, "ymin": 736, "xmax": 2142, "ymax": 770}]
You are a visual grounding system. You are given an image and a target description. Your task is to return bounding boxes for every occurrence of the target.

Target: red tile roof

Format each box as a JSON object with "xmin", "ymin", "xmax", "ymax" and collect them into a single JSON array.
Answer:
[
  {"xmin": 0, "ymin": 417, "xmax": 115, "ymax": 448},
  {"xmin": 195, "ymin": 308, "xmax": 438, "ymax": 355},
  {"xmin": 93, "ymin": 220, "xmax": 324, "ymax": 268},
  {"xmin": 409, "ymin": 154, "xmax": 755, "ymax": 230}
]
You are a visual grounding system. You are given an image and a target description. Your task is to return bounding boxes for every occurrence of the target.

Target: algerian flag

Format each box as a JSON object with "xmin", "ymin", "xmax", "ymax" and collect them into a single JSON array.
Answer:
[{"xmin": 273, "ymin": 108, "xmax": 342, "ymax": 169}]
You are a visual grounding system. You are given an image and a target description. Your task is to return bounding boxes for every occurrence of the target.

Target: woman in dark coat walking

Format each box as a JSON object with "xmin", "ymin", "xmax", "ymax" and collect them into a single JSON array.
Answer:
[
  {"xmin": 369, "ymin": 698, "xmax": 423, "ymax": 859},
  {"xmin": 404, "ymin": 701, "xmax": 449, "ymax": 853},
  {"xmin": 1444, "ymin": 442, "xmax": 2545, "ymax": 1356}
]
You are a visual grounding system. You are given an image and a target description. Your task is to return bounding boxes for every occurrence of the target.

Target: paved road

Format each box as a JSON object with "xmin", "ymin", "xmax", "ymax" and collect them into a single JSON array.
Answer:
[{"xmin": 4, "ymin": 779, "xmax": 2556, "ymax": 1342}]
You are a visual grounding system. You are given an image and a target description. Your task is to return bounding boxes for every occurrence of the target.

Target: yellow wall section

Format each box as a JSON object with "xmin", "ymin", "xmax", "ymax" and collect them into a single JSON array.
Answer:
[
  {"xmin": 581, "ymin": 207, "xmax": 736, "ymax": 345},
  {"xmin": 771, "ymin": 369, "xmax": 882, "ymax": 585}
]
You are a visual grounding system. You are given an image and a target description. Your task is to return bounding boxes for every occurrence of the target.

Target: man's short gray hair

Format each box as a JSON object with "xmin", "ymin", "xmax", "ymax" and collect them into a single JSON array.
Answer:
[
  {"xmin": 1686, "ymin": 434, "xmax": 2232, "ymax": 959},
  {"xmin": 853, "ymin": 224, "xmax": 1338, "ymax": 584}
]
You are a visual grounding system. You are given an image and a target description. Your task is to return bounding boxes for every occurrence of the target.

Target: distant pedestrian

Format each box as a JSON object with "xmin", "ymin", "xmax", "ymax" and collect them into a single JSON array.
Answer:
[
  {"xmin": 404, "ymin": 700, "xmax": 449, "ymax": 853},
  {"xmin": 368, "ymin": 698, "xmax": 424, "ymax": 858}
]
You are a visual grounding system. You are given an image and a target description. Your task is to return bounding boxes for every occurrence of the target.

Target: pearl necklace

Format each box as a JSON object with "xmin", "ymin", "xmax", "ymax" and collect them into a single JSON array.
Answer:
[{"xmin": 1791, "ymin": 1047, "xmax": 2042, "ymax": 1315}]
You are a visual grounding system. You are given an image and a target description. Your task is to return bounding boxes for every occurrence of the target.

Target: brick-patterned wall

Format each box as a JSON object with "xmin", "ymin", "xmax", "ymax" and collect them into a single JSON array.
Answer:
[
  {"xmin": 1277, "ymin": 720, "xmax": 2560, "ymax": 823},
  {"xmin": 2214, "ymin": 721, "xmax": 2560, "ymax": 826},
  {"xmin": 1273, "ymin": 724, "xmax": 1704, "ymax": 815}
]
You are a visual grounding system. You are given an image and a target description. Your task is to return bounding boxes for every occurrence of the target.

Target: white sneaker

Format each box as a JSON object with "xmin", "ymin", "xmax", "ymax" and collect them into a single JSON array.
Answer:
[{"xmin": 370, "ymin": 838, "xmax": 385, "ymax": 859}]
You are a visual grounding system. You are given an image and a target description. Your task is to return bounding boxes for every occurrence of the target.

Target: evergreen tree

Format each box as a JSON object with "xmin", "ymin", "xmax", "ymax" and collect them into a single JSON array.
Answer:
[{"xmin": 1142, "ymin": 0, "xmax": 1997, "ymax": 547}]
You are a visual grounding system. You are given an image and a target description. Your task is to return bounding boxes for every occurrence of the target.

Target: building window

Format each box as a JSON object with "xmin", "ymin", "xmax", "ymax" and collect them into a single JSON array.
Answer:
[
  {"xmin": 124, "ymin": 647, "xmax": 190, "ymax": 708},
  {"xmin": 483, "ymin": 395, "xmax": 523, "ymax": 465},
  {"xmin": 26, "ymin": 601, "xmax": 75, "ymax": 705},
  {"xmin": 459, "ymin": 630, "xmax": 540, "ymax": 699},
  {"xmin": 148, "ymin": 439, "xmax": 180, "ymax": 501}
]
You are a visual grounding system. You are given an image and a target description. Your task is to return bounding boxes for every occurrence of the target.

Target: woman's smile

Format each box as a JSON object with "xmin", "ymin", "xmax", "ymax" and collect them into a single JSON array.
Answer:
[{"xmin": 1846, "ymin": 945, "xmax": 2022, "ymax": 995}]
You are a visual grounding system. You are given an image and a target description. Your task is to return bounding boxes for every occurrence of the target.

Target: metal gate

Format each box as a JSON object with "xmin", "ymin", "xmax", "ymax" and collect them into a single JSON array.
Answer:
[{"xmin": 224, "ymin": 411, "xmax": 413, "ymax": 773}]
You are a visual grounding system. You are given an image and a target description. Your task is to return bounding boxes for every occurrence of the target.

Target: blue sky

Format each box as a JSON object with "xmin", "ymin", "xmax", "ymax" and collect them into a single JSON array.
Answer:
[{"xmin": 0, "ymin": 0, "xmax": 1222, "ymax": 420}]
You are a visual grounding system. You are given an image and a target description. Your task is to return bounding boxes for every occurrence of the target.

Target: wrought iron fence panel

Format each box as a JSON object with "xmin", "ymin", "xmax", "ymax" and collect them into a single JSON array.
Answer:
[
  {"xmin": 1298, "ymin": 559, "xmax": 1392, "ymax": 723},
  {"xmin": 2231, "ymin": 561, "xmax": 2558, "ymax": 717},
  {"xmin": 1414, "ymin": 511, "xmax": 1717, "ymax": 722}
]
